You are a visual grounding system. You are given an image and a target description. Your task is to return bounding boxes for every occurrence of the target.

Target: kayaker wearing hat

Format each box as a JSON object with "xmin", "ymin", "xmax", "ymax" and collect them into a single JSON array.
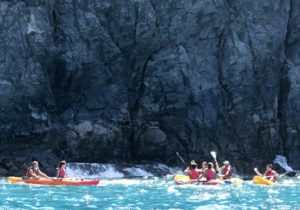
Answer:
[
  {"xmin": 220, "ymin": 160, "xmax": 232, "ymax": 180},
  {"xmin": 204, "ymin": 162, "xmax": 216, "ymax": 181},
  {"xmin": 25, "ymin": 161, "xmax": 49, "ymax": 179},
  {"xmin": 184, "ymin": 160, "xmax": 200, "ymax": 181}
]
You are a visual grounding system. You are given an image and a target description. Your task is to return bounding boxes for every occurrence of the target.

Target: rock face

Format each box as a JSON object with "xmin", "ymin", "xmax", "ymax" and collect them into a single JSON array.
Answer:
[{"xmin": 0, "ymin": 0, "xmax": 299, "ymax": 175}]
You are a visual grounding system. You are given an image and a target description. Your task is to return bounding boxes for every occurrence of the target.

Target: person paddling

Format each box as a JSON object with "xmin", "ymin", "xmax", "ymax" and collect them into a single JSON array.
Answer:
[
  {"xmin": 220, "ymin": 160, "xmax": 232, "ymax": 180},
  {"xmin": 200, "ymin": 161, "xmax": 208, "ymax": 173},
  {"xmin": 197, "ymin": 161, "xmax": 208, "ymax": 181},
  {"xmin": 205, "ymin": 162, "xmax": 216, "ymax": 181},
  {"xmin": 254, "ymin": 164, "xmax": 279, "ymax": 182},
  {"xmin": 184, "ymin": 160, "xmax": 200, "ymax": 182},
  {"xmin": 25, "ymin": 161, "xmax": 49, "ymax": 179},
  {"xmin": 56, "ymin": 160, "xmax": 67, "ymax": 179}
]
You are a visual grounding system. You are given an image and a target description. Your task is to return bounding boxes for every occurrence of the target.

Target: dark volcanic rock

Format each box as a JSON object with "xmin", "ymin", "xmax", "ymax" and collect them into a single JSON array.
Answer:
[
  {"xmin": 0, "ymin": 0, "xmax": 299, "ymax": 175},
  {"xmin": 0, "ymin": 168, "xmax": 8, "ymax": 176}
]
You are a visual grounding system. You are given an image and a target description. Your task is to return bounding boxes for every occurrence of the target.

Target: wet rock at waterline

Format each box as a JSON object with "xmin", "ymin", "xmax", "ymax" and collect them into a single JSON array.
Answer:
[{"xmin": 0, "ymin": 0, "xmax": 300, "ymax": 175}]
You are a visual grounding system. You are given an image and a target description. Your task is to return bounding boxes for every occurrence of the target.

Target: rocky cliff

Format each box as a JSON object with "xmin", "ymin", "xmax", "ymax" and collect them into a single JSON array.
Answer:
[{"xmin": 0, "ymin": 0, "xmax": 299, "ymax": 175}]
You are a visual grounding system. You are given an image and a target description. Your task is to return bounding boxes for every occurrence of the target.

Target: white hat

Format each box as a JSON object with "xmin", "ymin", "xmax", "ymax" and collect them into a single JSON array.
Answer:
[
  {"xmin": 223, "ymin": 160, "xmax": 230, "ymax": 165},
  {"xmin": 190, "ymin": 160, "xmax": 197, "ymax": 165}
]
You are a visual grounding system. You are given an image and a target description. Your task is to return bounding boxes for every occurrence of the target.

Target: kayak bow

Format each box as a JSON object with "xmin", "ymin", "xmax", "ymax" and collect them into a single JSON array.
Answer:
[{"xmin": 253, "ymin": 176, "xmax": 276, "ymax": 186}]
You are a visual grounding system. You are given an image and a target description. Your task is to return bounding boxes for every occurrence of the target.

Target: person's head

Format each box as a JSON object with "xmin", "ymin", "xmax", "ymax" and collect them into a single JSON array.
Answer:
[
  {"xmin": 32, "ymin": 161, "xmax": 39, "ymax": 169},
  {"xmin": 208, "ymin": 162, "xmax": 214, "ymax": 169},
  {"xmin": 223, "ymin": 160, "xmax": 230, "ymax": 166},
  {"xmin": 58, "ymin": 160, "xmax": 66, "ymax": 169},
  {"xmin": 190, "ymin": 160, "xmax": 197, "ymax": 169},
  {"xmin": 202, "ymin": 161, "xmax": 208, "ymax": 169},
  {"xmin": 266, "ymin": 164, "xmax": 273, "ymax": 171}
]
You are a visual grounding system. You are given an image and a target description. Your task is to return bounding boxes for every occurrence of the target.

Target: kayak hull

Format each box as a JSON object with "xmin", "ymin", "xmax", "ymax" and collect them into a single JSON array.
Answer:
[
  {"xmin": 8, "ymin": 177, "xmax": 100, "ymax": 186},
  {"xmin": 173, "ymin": 174, "xmax": 191, "ymax": 185},
  {"xmin": 173, "ymin": 174, "xmax": 224, "ymax": 185},
  {"xmin": 203, "ymin": 179, "xmax": 224, "ymax": 185},
  {"xmin": 253, "ymin": 176, "xmax": 276, "ymax": 186},
  {"xmin": 173, "ymin": 174, "xmax": 242, "ymax": 185}
]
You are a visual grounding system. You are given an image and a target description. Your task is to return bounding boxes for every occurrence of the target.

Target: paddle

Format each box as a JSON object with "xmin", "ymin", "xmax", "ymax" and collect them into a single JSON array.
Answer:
[
  {"xmin": 279, "ymin": 171, "xmax": 290, "ymax": 178},
  {"xmin": 176, "ymin": 152, "xmax": 187, "ymax": 167},
  {"xmin": 273, "ymin": 155, "xmax": 297, "ymax": 177},
  {"xmin": 286, "ymin": 171, "xmax": 297, "ymax": 177},
  {"xmin": 210, "ymin": 151, "xmax": 222, "ymax": 176}
]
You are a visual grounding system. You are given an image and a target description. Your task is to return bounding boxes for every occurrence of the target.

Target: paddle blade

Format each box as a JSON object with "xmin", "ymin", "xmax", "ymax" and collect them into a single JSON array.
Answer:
[
  {"xmin": 286, "ymin": 171, "xmax": 297, "ymax": 177},
  {"xmin": 210, "ymin": 151, "xmax": 217, "ymax": 159}
]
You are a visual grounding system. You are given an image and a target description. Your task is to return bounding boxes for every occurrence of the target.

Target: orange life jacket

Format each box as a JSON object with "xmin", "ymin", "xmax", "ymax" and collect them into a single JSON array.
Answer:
[
  {"xmin": 206, "ymin": 169, "xmax": 215, "ymax": 181},
  {"xmin": 190, "ymin": 170, "xmax": 200, "ymax": 179},
  {"xmin": 221, "ymin": 166, "xmax": 232, "ymax": 176},
  {"xmin": 265, "ymin": 170, "xmax": 277, "ymax": 181},
  {"xmin": 57, "ymin": 167, "xmax": 66, "ymax": 178}
]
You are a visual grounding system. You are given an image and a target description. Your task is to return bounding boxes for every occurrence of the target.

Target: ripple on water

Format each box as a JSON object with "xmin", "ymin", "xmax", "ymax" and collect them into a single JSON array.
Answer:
[
  {"xmin": 195, "ymin": 204, "xmax": 230, "ymax": 210},
  {"xmin": 100, "ymin": 178, "xmax": 154, "ymax": 186},
  {"xmin": 167, "ymin": 186, "xmax": 181, "ymax": 195},
  {"xmin": 1, "ymin": 177, "xmax": 300, "ymax": 209}
]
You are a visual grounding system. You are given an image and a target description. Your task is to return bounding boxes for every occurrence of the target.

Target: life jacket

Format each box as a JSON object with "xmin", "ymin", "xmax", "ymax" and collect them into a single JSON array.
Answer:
[
  {"xmin": 189, "ymin": 169, "xmax": 200, "ymax": 179},
  {"xmin": 206, "ymin": 169, "xmax": 215, "ymax": 181},
  {"xmin": 57, "ymin": 167, "xmax": 66, "ymax": 178},
  {"xmin": 221, "ymin": 166, "xmax": 232, "ymax": 177},
  {"xmin": 265, "ymin": 170, "xmax": 277, "ymax": 181},
  {"xmin": 25, "ymin": 166, "xmax": 40, "ymax": 177}
]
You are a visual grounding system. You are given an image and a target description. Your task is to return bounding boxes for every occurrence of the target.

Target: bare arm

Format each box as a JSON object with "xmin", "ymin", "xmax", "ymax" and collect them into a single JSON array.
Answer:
[
  {"xmin": 28, "ymin": 169, "xmax": 39, "ymax": 178},
  {"xmin": 184, "ymin": 167, "xmax": 190, "ymax": 174},
  {"xmin": 38, "ymin": 170, "xmax": 49, "ymax": 179},
  {"xmin": 225, "ymin": 167, "xmax": 232, "ymax": 176},
  {"xmin": 254, "ymin": 168, "xmax": 263, "ymax": 176}
]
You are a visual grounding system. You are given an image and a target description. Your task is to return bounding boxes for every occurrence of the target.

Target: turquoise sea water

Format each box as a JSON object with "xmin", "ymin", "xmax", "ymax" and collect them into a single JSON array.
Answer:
[{"xmin": 1, "ymin": 176, "xmax": 300, "ymax": 209}]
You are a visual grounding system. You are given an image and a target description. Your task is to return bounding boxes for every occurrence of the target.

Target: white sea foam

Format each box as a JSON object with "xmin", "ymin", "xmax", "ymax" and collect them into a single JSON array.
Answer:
[
  {"xmin": 167, "ymin": 186, "xmax": 181, "ymax": 196},
  {"xmin": 97, "ymin": 165, "xmax": 124, "ymax": 178},
  {"xmin": 67, "ymin": 163, "xmax": 124, "ymax": 178},
  {"xmin": 100, "ymin": 179, "xmax": 153, "ymax": 186},
  {"xmin": 67, "ymin": 162, "xmax": 178, "ymax": 178},
  {"xmin": 123, "ymin": 167, "xmax": 153, "ymax": 177},
  {"xmin": 195, "ymin": 205, "xmax": 230, "ymax": 210}
]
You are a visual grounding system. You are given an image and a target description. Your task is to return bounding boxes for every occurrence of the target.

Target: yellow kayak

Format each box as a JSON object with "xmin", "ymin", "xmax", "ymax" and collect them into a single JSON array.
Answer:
[
  {"xmin": 253, "ymin": 176, "xmax": 276, "ymax": 186},
  {"xmin": 7, "ymin": 177, "xmax": 100, "ymax": 186},
  {"xmin": 174, "ymin": 174, "xmax": 192, "ymax": 184}
]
